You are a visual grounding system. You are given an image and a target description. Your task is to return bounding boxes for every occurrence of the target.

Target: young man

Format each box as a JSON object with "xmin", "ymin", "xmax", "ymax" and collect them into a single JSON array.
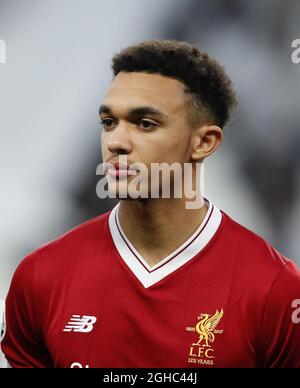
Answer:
[{"xmin": 2, "ymin": 40, "xmax": 300, "ymax": 368}]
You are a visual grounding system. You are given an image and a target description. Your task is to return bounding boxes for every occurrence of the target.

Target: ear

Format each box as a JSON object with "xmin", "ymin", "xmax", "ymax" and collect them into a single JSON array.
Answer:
[{"xmin": 190, "ymin": 124, "xmax": 223, "ymax": 162}]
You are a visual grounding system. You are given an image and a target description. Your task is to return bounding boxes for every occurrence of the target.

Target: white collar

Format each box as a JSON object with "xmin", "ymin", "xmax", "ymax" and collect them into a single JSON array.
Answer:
[{"xmin": 108, "ymin": 198, "xmax": 222, "ymax": 288}]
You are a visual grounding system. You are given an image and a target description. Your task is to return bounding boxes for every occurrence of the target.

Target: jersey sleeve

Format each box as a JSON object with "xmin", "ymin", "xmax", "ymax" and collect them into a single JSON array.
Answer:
[
  {"xmin": 260, "ymin": 261, "xmax": 300, "ymax": 368},
  {"xmin": 1, "ymin": 256, "xmax": 53, "ymax": 368}
]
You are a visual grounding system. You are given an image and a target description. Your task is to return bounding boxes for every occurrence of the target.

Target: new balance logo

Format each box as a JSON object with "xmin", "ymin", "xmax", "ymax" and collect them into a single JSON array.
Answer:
[{"xmin": 63, "ymin": 315, "xmax": 97, "ymax": 333}]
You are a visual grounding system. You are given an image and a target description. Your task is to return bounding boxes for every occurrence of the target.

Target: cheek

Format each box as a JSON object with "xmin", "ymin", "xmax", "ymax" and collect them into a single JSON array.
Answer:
[
  {"xmin": 138, "ymin": 136, "xmax": 189, "ymax": 165},
  {"xmin": 158, "ymin": 130, "xmax": 190, "ymax": 161},
  {"xmin": 100, "ymin": 132, "xmax": 109, "ymax": 156}
]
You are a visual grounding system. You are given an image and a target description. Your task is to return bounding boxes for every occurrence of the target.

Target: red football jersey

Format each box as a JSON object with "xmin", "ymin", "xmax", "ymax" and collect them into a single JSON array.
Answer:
[{"xmin": 2, "ymin": 199, "xmax": 300, "ymax": 368}]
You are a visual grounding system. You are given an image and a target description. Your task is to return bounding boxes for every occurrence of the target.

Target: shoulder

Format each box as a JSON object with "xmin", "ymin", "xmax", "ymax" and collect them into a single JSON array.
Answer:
[
  {"xmin": 219, "ymin": 210, "xmax": 300, "ymax": 311},
  {"xmin": 221, "ymin": 211, "xmax": 296, "ymax": 274},
  {"xmin": 220, "ymin": 211, "xmax": 300, "ymax": 354},
  {"xmin": 11, "ymin": 211, "xmax": 111, "ymax": 290}
]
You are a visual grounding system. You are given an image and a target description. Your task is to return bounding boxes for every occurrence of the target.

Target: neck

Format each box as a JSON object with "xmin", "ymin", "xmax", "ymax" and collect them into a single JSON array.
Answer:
[{"xmin": 118, "ymin": 196, "xmax": 208, "ymax": 267}]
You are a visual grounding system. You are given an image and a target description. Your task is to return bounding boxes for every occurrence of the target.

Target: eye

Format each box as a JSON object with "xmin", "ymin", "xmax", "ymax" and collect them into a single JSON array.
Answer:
[
  {"xmin": 100, "ymin": 118, "xmax": 116, "ymax": 130},
  {"xmin": 138, "ymin": 120, "xmax": 158, "ymax": 130}
]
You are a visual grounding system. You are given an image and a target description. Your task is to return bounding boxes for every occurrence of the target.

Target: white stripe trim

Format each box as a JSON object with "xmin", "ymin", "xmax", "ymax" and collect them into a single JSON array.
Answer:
[{"xmin": 109, "ymin": 198, "xmax": 222, "ymax": 288}]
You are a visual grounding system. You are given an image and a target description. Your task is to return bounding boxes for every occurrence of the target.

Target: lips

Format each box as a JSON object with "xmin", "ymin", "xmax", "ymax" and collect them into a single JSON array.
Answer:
[
  {"xmin": 106, "ymin": 161, "xmax": 137, "ymax": 179},
  {"xmin": 111, "ymin": 162, "xmax": 130, "ymax": 170}
]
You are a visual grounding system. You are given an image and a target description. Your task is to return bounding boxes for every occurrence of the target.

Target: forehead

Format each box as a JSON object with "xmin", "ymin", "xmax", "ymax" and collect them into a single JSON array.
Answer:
[{"xmin": 103, "ymin": 72, "xmax": 187, "ymax": 115}]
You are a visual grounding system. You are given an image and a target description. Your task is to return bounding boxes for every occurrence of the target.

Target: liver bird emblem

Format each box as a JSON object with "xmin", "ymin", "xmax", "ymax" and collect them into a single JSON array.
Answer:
[{"xmin": 193, "ymin": 309, "xmax": 224, "ymax": 347}]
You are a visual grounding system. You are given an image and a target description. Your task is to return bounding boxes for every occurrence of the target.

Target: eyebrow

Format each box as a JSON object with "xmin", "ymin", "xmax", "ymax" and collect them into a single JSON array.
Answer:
[{"xmin": 98, "ymin": 105, "xmax": 167, "ymax": 120}]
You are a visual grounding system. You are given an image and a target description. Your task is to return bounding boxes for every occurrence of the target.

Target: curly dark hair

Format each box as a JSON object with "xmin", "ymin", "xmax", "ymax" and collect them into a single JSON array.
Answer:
[{"xmin": 112, "ymin": 40, "xmax": 237, "ymax": 128}]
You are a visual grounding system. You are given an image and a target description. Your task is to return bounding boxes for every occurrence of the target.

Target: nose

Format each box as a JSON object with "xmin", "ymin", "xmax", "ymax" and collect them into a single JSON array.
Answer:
[{"xmin": 107, "ymin": 122, "xmax": 132, "ymax": 155}]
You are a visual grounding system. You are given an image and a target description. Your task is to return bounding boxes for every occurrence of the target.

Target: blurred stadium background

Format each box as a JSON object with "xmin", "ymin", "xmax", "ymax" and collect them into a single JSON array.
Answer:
[{"xmin": 0, "ymin": 0, "xmax": 299, "ymax": 305}]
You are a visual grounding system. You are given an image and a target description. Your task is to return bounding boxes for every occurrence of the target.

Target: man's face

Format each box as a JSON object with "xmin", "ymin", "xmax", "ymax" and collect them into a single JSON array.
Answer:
[{"xmin": 100, "ymin": 72, "xmax": 193, "ymax": 198}]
